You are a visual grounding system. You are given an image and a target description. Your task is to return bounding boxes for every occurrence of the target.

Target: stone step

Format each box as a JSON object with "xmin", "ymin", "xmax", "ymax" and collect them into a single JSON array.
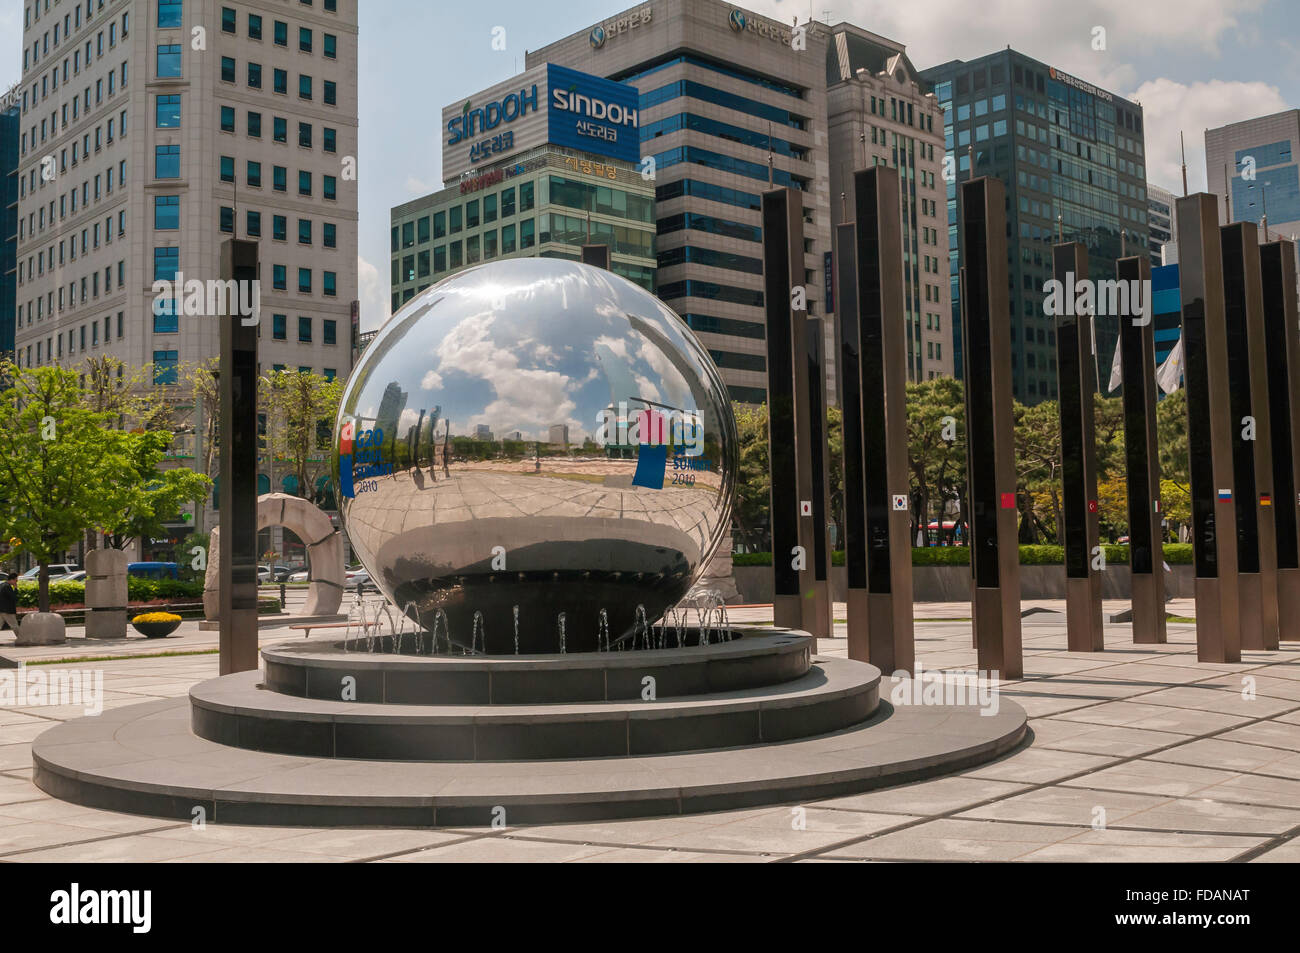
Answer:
[
  {"xmin": 261, "ymin": 629, "xmax": 812, "ymax": 705},
  {"xmin": 32, "ymin": 684, "xmax": 1029, "ymax": 827},
  {"xmin": 190, "ymin": 658, "xmax": 879, "ymax": 760}
]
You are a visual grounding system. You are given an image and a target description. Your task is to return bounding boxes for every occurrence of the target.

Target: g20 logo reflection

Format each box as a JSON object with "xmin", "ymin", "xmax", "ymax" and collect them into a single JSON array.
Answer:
[{"xmin": 338, "ymin": 419, "xmax": 392, "ymax": 499}]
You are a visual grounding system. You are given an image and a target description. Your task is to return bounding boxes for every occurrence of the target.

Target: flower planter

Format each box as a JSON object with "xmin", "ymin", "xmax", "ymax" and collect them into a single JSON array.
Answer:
[{"xmin": 132, "ymin": 619, "xmax": 181, "ymax": 639}]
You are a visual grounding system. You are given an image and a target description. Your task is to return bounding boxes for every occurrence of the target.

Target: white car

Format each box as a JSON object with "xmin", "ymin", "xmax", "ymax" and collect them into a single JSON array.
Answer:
[
  {"xmin": 20, "ymin": 564, "xmax": 79, "ymax": 581},
  {"xmin": 288, "ymin": 569, "xmax": 311, "ymax": 583}
]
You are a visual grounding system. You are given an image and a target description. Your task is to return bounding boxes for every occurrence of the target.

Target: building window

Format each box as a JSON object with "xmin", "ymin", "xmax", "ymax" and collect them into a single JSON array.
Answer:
[
  {"xmin": 323, "ymin": 272, "xmax": 337, "ymax": 297},
  {"xmin": 158, "ymin": 0, "xmax": 184, "ymax": 29},
  {"xmin": 219, "ymin": 155, "xmax": 235, "ymax": 183},
  {"xmin": 154, "ymin": 195, "xmax": 179, "ymax": 229},
  {"xmin": 154, "ymin": 351, "xmax": 180, "ymax": 385},
  {"xmin": 248, "ymin": 62, "xmax": 262, "ymax": 89},
  {"xmin": 324, "ymin": 223, "xmax": 337, "ymax": 248},
  {"xmin": 247, "ymin": 111, "xmax": 262, "ymax": 138},
  {"xmin": 298, "ymin": 268, "xmax": 312, "ymax": 293},
  {"xmin": 247, "ymin": 160, "xmax": 262, "ymax": 188},
  {"xmin": 273, "ymin": 166, "xmax": 287, "ymax": 192},
  {"xmin": 153, "ymin": 247, "xmax": 180, "ymax": 282},
  {"xmin": 299, "ymin": 27, "xmax": 313, "ymax": 53},
  {"xmin": 466, "ymin": 200, "xmax": 480, "ymax": 229},
  {"xmin": 520, "ymin": 218, "xmax": 535, "ymax": 248},
  {"xmin": 272, "ymin": 314, "xmax": 287, "ymax": 340},
  {"xmin": 323, "ymin": 127, "xmax": 336, "ymax": 153},
  {"xmin": 274, "ymin": 117, "xmax": 287, "ymax": 143},
  {"xmin": 249, "ymin": 14, "xmax": 263, "ymax": 40},
  {"xmin": 220, "ymin": 206, "xmax": 234, "ymax": 233},
  {"xmin": 323, "ymin": 320, "xmax": 337, "ymax": 345},
  {"xmin": 153, "ymin": 299, "xmax": 179, "ymax": 334},
  {"xmin": 299, "ymin": 75, "xmax": 313, "ymax": 100},
  {"xmin": 298, "ymin": 122, "xmax": 312, "ymax": 148},
  {"xmin": 299, "ymin": 219, "xmax": 312, "ymax": 245},
  {"xmin": 323, "ymin": 176, "xmax": 336, "ymax": 201},
  {"xmin": 273, "ymin": 215, "xmax": 287, "ymax": 241},
  {"xmin": 324, "ymin": 34, "xmax": 337, "ymax": 59},
  {"xmin": 154, "ymin": 145, "xmax": 181, "ymax": 178},
  {"xmin": 221, "ymin": 7, "xmax": 237, "ymax": 33},
  {"xmin": 155, "ymin": 94, "xmax": 181, "ymax": 128},
  {"xmin": 220, "ymin": 57, "xmax": 236, "ymax": 83},
  {"xmin": 220, "ymin": 106, "xmax": 235, "ymax": 133},
  {"xmin": 273, "ymin": 265, "xmax": 287, "ymax": 290},
  {"xmin": 157, "ymin": 45, "xmax": 182, "ymax": 79},
  {"xmin": 274, "ymin": 20, "xmax": 288, "ymax": 46},
  {"xmin": 299, "ymin": 171, "xmax": 312, "ymax": 196},
  {"xmin": 298, "ymin": 316, "xmax": 312, "ymax": 342},
  {"xmin": 247, "ymin": 210, "xmax": 262, "ymax": 237}
]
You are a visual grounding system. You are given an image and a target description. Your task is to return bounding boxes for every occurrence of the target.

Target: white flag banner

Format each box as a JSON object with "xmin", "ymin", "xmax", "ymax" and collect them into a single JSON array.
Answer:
[
  {"xmin": 1108, "ymin": 333, "xmax": 1123, "ymax": 393},
  {"xmin": 1157, "ymin": 336, "xmax": 1185, "ymax": 394}
]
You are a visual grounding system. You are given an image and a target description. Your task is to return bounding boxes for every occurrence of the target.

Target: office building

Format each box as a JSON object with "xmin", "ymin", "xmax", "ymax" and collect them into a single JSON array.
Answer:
[
  {"xmin": 1148, "ymin": 182, "xmax": 1177, "ymax": 267},
  {"xmin": 922, "ymin": 52, "xmax": 1148, "ymax": 402},
  {"xmin": 826, "ymin": 23, "xmax": 951, "ymax": 382},
  {"xmin": 15, "ymin": 0, "xmax": 358, "ymax": 545},
  {"xmin": 390, "ymin": 63, "xmax": 656, "ymax": 313},
  {"xmin": 1207, "ymin": 110, "xmax": 1300, "ymax": 247},
  {"xmin": 1, "ymin": 85, "xmax": 19, "ymax": 362},
  {"xmin": 531, "ymin": 0, "xmax": 833, "ymax": 405}
]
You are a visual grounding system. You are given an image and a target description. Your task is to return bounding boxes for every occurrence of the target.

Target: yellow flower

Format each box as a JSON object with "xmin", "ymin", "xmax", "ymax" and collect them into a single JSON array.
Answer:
[{"xmin": 132, "ymin": 612, "xmax": 182, "ymax": 624}]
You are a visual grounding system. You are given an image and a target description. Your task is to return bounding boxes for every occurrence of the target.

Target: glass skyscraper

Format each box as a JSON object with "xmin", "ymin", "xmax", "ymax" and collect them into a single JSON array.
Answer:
[{"xmin": 922, "ymin": 51, "xmax": 1149, "ymax": 403}]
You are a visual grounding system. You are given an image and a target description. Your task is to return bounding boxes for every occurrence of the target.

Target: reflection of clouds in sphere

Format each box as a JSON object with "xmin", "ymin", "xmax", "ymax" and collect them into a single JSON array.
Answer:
[{"xmin": 333, "ymin": 258, "xmax": 737, "ymax": 654}]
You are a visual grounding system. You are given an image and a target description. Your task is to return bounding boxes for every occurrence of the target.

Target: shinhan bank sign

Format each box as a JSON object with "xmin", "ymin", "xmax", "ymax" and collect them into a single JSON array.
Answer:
[{"xmin": 442, "ymin": 64, "xmax": 640, "ymax": 181}]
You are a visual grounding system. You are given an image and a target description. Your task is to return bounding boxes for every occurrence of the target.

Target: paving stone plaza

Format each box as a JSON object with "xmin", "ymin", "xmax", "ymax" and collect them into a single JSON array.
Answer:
[{"xmin": 3, "ymin": 599, "xmax": 1298, "ymax": 864}]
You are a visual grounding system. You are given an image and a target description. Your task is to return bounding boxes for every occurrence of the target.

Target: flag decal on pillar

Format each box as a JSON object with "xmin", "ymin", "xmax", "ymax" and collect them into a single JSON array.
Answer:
[{"xmin": 1001, "ymin": 492, "xmax": 1016, "ymax": 509}]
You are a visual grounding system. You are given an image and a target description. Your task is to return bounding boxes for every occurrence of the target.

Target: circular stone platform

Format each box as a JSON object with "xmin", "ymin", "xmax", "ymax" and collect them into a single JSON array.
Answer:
[{"xmin": 32, "ymin": 629, "xmax": 1028, "ymax": 826}]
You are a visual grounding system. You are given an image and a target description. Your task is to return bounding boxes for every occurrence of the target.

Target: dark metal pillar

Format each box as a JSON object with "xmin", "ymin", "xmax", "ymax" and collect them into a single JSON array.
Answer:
[
  {"xmin": 1117, "ymin": 255, "xmax": 1167, "ymax": 644},
  {"xmin": 958, "ymin": 177, "xmax": 1022, "ymax": 679},
  {"xmin": 1175, "ymin": 193, "xmax": 1240, "ymax": 663},
  {"xmin": 1053, "ymin": 242, "xmax": 1104, "ymax": 651},
  {"xmin": 581, "ymin": 244, "xmax": 610, "ymax": 270},
  {"xmin": 851, "ymin": 167, "xmax": 914, "ymax": 674},
  {"xmin": 1221, "ymin": 223, "xmax": 1279, "ymax": 650},
  {"xmin": 806, "ymin": 317, "xmax": 833, "ymax": 644},
  {"xmin": 836, "ymin": 220, "xmax": 869, "ymax": 656},
  {"xmin": 1260, "ymin": 240, "xmax": 1300, "ymax": 641},
  {"xmin": 761, "ymin": 188, "xmax": 816, "ymax": 645},
  {"xmin": 219, "ymin": 239, "xmax": 261, "ymax": 675}
]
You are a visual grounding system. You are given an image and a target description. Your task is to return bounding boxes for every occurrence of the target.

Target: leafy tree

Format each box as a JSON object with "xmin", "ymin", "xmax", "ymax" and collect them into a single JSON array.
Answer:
[
  {"xmin": 905, "ymin": 377, "xmax": 966, "ymax": 545},
  {"xmin": 731, "ymin": 402, "xmax": 771, "ymax": 551},
  {"xmin": 262, "ymin": 369, "xmax": 343, "ymax": 504},
  {"xmin": 98, "ymin": 430, "xmax": 212, "ymax": 552},
  {"xmin": 0, "ymin": 364, "xmax": 137, "ymax": 612}
]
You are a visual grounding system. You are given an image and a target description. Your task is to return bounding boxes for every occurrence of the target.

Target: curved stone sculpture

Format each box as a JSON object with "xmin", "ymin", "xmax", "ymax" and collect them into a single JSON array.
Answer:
[{"xmin": 203, "ymin": 493, "xmax": 344, "ymax": 620}]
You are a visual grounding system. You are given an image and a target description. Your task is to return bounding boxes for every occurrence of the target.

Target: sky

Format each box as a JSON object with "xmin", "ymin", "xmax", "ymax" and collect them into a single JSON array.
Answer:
[{"xmin": 3, "ymin": 0, "xmax": 1297, "ymax": 331}]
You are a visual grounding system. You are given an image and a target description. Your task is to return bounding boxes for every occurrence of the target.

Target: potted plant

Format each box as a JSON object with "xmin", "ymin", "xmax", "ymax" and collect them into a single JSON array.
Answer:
[{"xmin": 131, "ymin": 611, "xmax": 182, "ymax": 639}]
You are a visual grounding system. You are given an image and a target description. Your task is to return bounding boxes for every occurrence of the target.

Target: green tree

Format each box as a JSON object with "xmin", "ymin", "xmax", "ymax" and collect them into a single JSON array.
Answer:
[
  {"xmin": 0, "ymin": 364, "xmax": 137, "ymax": 611},
  {"xmin": 98, "ymin": 429, "xmax": 213, "ymax": 552},
  {"xmin": 262, "ymin": 369, "xmax": 343, "ymax": 504},
  {"xmin": 731, "ymin": 402, "xmax": 771, "ymax": 550},
  {"xmin": 905, "ymin": 377, "xmax": 966, "ymax": 545}
]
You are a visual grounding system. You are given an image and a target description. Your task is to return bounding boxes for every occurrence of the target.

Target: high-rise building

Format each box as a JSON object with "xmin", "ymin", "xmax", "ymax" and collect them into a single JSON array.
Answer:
[
  {"xmin": 1206, "ymin": 110, "xmax": 1300, "ymax": 248},
  {"xmin": 922, "ymin": 53, "xmax": 1149, "ymax": 403},
  {"xmin": 1148, "ymin": 182, "xmax": 1177, "ymax": 266},
  {"xmin": 826, "ymin": 23, "xmax": 951, "ymax": 382},
  {"xmin": 0, "ymin": 85, "xmax": 20, "ymax": 362},
  {"xmin": 531, "ymin": 0, "xmax": 833, "ymax": 405},
  {"xmin": 15, "ymin": 0, "xmax": 358, "ymax": 384},
  {"xmin": 390, "ymin": 64, "xmax": 656, "ymax": 311}
]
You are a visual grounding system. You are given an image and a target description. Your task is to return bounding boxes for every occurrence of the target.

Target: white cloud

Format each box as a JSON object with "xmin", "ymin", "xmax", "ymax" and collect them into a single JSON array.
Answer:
[
  {"xmin": 357, "ymin": 255, "xmax": 389, "ymax": 332},
  {"xmin": 420, "ymin": 370, "xmax": 443, "ymax": 391},
  {"xmin": 405, "ymin": 175, "xmax": 435, "ymax": 195},
  {"xmin": 1131, "ymin": 78, "xmax": 1289, "ymax": 193}
]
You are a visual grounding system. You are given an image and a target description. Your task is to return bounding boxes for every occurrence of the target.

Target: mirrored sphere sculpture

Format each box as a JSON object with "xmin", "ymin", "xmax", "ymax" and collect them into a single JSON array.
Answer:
[{"xmin": 335, "ymin": 258, "xmax": 737, "ymax": 654}]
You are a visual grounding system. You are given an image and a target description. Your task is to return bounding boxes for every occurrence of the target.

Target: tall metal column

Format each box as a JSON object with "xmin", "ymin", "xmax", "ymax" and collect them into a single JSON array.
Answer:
[
  {"xmin": 836, "ymin": 220, "xmax": 870, "ymax": 656},
  {"xmin": 1260, "ymin": 240, "xmax": 1300, "ymax": 641},
  {"xmin": 851, "ymin": 167, "xmax": 914, "ymax": 674},
  {"xmin": 1053, "ymin": 243, "xmax": 1104, "ymax": 651},
  {"xmin": 1221, "ymin": 223, "xmax": 1279, "ymax": 650},
  {"xmin": 805, "ymin": 317, "xmax": 833, "ymax": 644},
  {"xmin": 1175, "ymin": 193, "xmax": 1240, "ymax": 663},
  {"xmin": 959, "ymin": 177, "xmax": 1022, "ymax": 679},
  {"xmin": 1117, "ymin": 255, "xmax": 1166, "ymax": 644},
  {"xmin": 218, "ymin": 239, "xmax": 261, "ymax": 675},
  {"xmin": 761, "ymin": 188, "xmax": 815, "ymax": 645}
]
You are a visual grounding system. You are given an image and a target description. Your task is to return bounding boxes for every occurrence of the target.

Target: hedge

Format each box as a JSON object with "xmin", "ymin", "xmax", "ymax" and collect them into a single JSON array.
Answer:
[
  {"xmin": 13, "ymin": 579, "xmax": 204, "ymax": 609},
  {"xmin": 732, "ymin": 544, "xmax": 1195, "ymax": 567}
]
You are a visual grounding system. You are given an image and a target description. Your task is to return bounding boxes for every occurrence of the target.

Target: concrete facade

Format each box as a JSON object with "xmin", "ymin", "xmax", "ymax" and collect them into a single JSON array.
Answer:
[{"xmin": 826, "ymin": 24, "xmax": 951, "ymax": 384}]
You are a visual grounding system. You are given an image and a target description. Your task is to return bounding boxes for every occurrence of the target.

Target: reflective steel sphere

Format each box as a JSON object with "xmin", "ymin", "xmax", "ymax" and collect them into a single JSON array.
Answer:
[{"xmin": 335, "ymin": 259, "xmax": 737, "ymax": 654}]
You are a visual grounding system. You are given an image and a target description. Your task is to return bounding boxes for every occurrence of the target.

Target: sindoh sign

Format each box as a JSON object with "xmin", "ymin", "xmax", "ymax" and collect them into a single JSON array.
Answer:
[{"xmin": 441, "ymin": 64, "xmax": 641, "ymax": 180}]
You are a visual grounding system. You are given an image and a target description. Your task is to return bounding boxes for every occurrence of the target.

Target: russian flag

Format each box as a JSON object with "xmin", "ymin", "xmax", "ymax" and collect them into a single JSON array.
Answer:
[{"xmin": 1218, "ymin": 488, "xmax": 1232, "ymax": 501}]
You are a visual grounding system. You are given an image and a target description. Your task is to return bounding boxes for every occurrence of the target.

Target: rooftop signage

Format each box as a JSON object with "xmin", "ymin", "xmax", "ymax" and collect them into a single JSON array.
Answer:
[
  {"xmin": 1047, "ymin": 66, "xmax": 1114, "ymax": 103},
  {"xmin": 442, "ymin": 64, "xmax": 640, "ymax": 183}
]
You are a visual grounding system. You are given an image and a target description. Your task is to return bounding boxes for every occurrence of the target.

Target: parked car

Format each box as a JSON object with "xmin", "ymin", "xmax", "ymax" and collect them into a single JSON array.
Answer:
[
  {"xmin": 271, "ymin": 565, "xmax": 297, "ymax": 582},
  {"xmin": 128, "ymin": 562, "xmax": 180, "ymax": 580},
  {"xmin": 345, "ymin": 568, "xmax": 376, "ymax": 592},
  {"xmin": 288, "ymin": 569, "xmax": 311, "ymax": 583},
  {"xmin": 20, "ymin": 564, "xmax": 79, "ymax": 581},
  {"xmin": 58, "ymin": 570, "xmax": 88, "ymax": 583}
]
